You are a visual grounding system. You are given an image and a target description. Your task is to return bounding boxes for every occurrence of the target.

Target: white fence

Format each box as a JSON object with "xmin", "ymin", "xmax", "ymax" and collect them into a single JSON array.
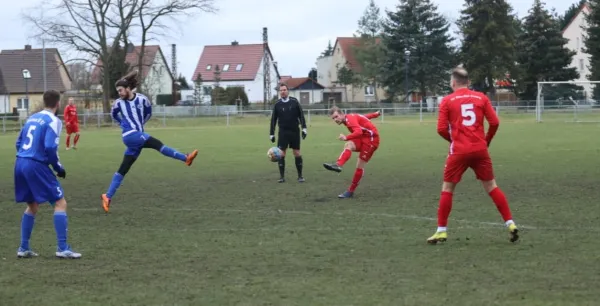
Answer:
[{"xmin": 1, "ymin": 105, "xmax": 598, "ymax": 134}]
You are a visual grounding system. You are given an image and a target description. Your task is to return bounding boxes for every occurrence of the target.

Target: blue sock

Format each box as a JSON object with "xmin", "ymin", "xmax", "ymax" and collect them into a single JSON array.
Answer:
[
  {"xmin": 159, "ymin": 145, "xmax": 187, "ymax": 162},
  {"xmin": 20, "ymin": 212, "xmax": 35, "ymax": 250},
  {"xmin": 53, "ymin": 211, "xmax": 68, "ymax": 251},
  {"xmin": 107, "ymin": 173, "xmax": 124, "ymax": 198}
]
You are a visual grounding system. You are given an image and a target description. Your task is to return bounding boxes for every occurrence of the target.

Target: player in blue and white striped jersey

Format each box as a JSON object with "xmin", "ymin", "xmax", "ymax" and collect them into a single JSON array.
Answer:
[{"xmin": 101, "ymin": 70, "xmax": 198, "ymax": 213}]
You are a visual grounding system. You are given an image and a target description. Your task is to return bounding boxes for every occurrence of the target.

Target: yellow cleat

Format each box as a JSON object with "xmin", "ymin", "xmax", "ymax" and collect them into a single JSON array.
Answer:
[
  {"xmin": 427, "ymin": 231, "xmax": 447, "ymax": 244},
  {"xmin": 508, "ymin": 223, "xmax": 519, "ymax": 243}
]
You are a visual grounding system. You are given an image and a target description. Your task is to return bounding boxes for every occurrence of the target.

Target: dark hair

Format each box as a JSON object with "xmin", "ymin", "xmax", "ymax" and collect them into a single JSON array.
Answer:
[
  {"xmin": 451, "ymin": 65, "xmax": 469, "ymax": 85},
  {"xmin": 279, "ymin": 83, "xmax": 288, "ymax": 90},
  {"xmin": 43, "ymin": 90, "xmax": 61, "ymax": 108},
  {"xmin": 115, "ymin": 70, "xmax": 139, "ymax": 89}
]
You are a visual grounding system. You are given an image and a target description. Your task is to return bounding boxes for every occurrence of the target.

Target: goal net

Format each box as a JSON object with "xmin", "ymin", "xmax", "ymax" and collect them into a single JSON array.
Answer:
[{"xmin": 536, "ymin": 81, "xmax": 600, "ymax": 123}]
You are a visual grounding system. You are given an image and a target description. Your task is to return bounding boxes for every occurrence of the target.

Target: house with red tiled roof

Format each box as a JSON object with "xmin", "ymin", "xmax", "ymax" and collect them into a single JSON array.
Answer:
[
  {"xmin": 90, "ymin": 44, "xmax": 174, "ymax": 104},
  {"xmin": 0, "ymin": 45, "xmax": 72, "ymax": 114},
  {"xmin": 320, "ymin": 37, "xmax": 386, "ymax": 103},
  {"xmin": 279, "ymin": 77, "xmax": 325, "ymax": 104},
  {"xmin": 562, "ymin": 2, "xmax": 594, "ymax": 97},
  {"xmin": 192, "ymin": 41, "xmax": 280, "ymax": 104}
]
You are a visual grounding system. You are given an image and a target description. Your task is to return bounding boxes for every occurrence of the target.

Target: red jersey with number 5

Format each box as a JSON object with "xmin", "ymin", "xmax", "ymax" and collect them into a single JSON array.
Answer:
[{"xmin": 437, "ymin": 88, "xmax": 499, "ymax": 154}]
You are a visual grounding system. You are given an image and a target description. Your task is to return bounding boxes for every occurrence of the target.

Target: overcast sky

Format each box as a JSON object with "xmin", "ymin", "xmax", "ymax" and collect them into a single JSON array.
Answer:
[{"xmin": 1, "ymin": 0, "xmax": 578, "ymax": 82}]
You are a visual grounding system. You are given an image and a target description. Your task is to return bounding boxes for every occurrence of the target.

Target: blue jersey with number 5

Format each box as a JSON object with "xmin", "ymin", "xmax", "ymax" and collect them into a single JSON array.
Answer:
[{"xmin": 16, "ymin": 110, "xmax": 63, "ymax": 170}]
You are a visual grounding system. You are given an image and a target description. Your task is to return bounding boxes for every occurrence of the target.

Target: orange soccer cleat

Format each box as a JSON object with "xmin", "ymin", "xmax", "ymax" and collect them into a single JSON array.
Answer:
[{"xmin": 185, "ymin": 150, "xmax": 198, "ymax": 166}]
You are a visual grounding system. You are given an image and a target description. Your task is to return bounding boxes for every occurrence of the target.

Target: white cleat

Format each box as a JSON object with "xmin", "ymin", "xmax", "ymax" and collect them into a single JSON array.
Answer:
[
  {"xmin": 56, "ymin": 247, "xmax": 82, "ymax": 259},
  {"xmin": 17, "ymin": 248, "xmax": 39, "ymax": 258}
]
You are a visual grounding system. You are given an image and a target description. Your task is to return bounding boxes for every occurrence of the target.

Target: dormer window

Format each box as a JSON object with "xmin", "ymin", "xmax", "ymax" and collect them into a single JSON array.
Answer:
[
  {"xmin": 206, "ymin": 65, "xmax": 211, "ymax": 70},
  {"xmin": 223, "ymin": 64, "xmax": 230, "ymax": 71},
  {"xmin": 236, "ymin": 64, "xmax": 243, "ymax": 71}
]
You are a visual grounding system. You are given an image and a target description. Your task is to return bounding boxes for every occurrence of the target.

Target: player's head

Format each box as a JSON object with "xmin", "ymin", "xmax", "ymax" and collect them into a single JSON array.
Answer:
[
  {"xmin": 68, "ymin": 97, "xmax": 75, "ymax": 105},
  {"xmin": 43, "ymin": 90, "xmax": 61, "ymax": 115},
  {"xmin": 115, "ymin": 70, "xmax": 139, "ymax": 100},
  {"xmin": 279, "ymin": 83, "xmax": 289, "ymax": 98},
  {"xmin": 329, "ymin": 106, "xmax": 345, "ymax": 124},
  {"xmin": 450, "ymin": 65, "xmax": 469, "ymax": 90}
]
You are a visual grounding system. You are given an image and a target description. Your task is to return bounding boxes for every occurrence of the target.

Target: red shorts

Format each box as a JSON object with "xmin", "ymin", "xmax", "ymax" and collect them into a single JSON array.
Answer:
[
  {"xmin": 351, "ymin": 136, "xmax": 379, "ymax": 162},
  {"xmin": 66, "ymin": 123, "xmax": 79, "ymax": 134},
  {"xmin": 443, "ymin": 149, "xmax": 494, "ymax": 183}
]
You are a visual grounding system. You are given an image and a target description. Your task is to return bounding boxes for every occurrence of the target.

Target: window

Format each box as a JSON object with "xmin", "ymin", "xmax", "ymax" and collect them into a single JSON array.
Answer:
[
  {"xmin": 206, "ymin": 65, "xmax": 211, "ymax": 70},
  {"xmin": 235, "ymin": 64, "xmax": 243, "ymax": 71},
  {"xmin": 577, "ymin": 37, "xmax": 580, "ymax": 50},
  {"xmin": 579, "ymin": 59, "xmax": 584, "ymax": 71},
  {"xmin": 582, "ymin": 35, "xmax": 585, "ymax": 50},
  {"xmin": 17, "ymin": 98, "xmax": 29, "ymax": 110},
  {"xmin": 222, "ymin": 64, "xmax": 230, "ymax": 71},
  {"xmin": 364, "ymin": 86, "xmax": 375, "ymax": 96},
  {"xmin": 203, "ymin": 86, "xmax": 212, "ymax": 95}
]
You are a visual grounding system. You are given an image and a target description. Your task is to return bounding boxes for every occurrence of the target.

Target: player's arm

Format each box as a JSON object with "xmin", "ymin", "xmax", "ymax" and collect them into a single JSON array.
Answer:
[
  {"xmin": 483, "ymin": 97, "xmax": 500, "ymax": 146},
  {"xmin": 111, "ymin": 101, "xmax": 122, "ymax": 124},
  {"xmin": 269, "ymin": 103, "xmax": 278, "ymax": 136},
  {"xmin": 15, "ymin": 129, "xmax": 24, "ymax": 151},
  {"xmin": 63, "ymin": 106, "xmax": 71, "ymax": 124},
  {"xmin": 44, "ymin": 122, "xmax": 65, "ymax": 175},
  {"xmin": 296, "ymin": 100, "xmax": 307, "ymax": 129},
  {"xmin": 436, "ymin": 100, "xmax": 451, "ymax": 142},
  {"xmin": 365, "ymin": 111, "xmax": 380, "ymax": 119},
  {"xmin": 343, "ymin": 116, "xmax": 363, "ymax": 140},
  {"xmin": 143, "ymin": 97, "xmax": 152, "ymax": 123}
]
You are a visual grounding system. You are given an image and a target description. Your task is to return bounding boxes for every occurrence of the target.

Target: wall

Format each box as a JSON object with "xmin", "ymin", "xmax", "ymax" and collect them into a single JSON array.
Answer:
[
  {"xmin": 289, "ymin": 89, "xmax": 324, "ymax": 104},
  {"xmin": 143, "ymin": 51, "xmax": 173, "ymax": 103},
  {"xmin": 0, "ymin": 95, "xmax": 9, "ymax": 113},
  {"xmin": 316, "ymin": 55, "xmax": 332, "ymax": 87},
  {"xmin": 9, "ymin": 93, "xmax": 44, "ymax": 110},
  {"xmin": 563, "ymin": 7, "xmax": 594, "ymax": 96}
]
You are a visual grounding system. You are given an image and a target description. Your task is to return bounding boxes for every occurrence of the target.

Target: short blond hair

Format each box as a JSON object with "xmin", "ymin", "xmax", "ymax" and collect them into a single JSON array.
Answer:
[
  {"xmin": 451, "ymin": 64, "xmax": 469, "ymax": 85},
  {"xmin": 329, "ymin": 106, "xmax": 341, "ymax": 115}
]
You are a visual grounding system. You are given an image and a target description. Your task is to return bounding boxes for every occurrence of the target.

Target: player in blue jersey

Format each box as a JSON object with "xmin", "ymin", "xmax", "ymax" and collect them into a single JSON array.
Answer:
[
  {"xmin": 14, "ymin": 90, "xmax": 81, "ymax": 259},
  {"xmin": 101, "ymin": 70, "xmax": 198, "ymax": 213}
]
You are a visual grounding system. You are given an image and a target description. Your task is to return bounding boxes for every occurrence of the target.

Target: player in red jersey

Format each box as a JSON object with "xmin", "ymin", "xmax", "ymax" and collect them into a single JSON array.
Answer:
[
  {"xmin": 427, "ymin": 65, "xmax": 519, "ymax": 244},
  {"xmin": 323, "ymin": 107, "xmax": 381, "ymax": 198},
  {"xmin": 63, "ymin": 97, "xmax": 80, "ymax": 150}
]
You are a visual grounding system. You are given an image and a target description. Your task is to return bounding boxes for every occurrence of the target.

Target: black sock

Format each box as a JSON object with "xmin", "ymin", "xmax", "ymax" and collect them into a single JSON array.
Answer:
[
  {"xmin": 295, "ymin": 156, "xmax": 303, "ymax": 177},
  {"xmin": 278, "ymin": 157, "xmax": 285, "ymax": 178}
]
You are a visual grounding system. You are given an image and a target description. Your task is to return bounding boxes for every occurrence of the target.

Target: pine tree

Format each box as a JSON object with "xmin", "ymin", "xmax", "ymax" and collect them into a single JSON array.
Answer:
[
  {"xmin": 336, "ymin": 63, "xmax": 356, "ymax": 102},
  {"xmin": 321, "ymin": 41, "xmax": 334, "ymax": 57},
  {"xmin": 381, "ymin": 0, "xmax": 454, "ymax": 100},
  {"xmin": 353, "ymin": 0, "xmax": 385, "ymax": 101},
  {"xmin": 458, "ymin": 0, "xmax": 518, "ymax": 95},
  {"xmin": 212, "ymin": 65, "xmax": 225, "ymax": 105},
  {"xmin": 516, "ymin": 0, "xmax": 580, "ymax": 101},
  {"xmin": 193, "ymin": 74, "xmax": 203, "ymax": 104},
  {"xmin": 585, "ymin": 0, "xmax": 600, "ymax": 99}
]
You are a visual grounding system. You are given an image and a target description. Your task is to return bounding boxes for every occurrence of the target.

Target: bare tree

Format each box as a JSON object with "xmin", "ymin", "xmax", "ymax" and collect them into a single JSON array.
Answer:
[
  {"xmin": 24, "ymin": 0, "xmax": 217, "ymax": 112},
  {"xmin": 67, "ymin": 62, "xmax": 92, "ymax": 90}
]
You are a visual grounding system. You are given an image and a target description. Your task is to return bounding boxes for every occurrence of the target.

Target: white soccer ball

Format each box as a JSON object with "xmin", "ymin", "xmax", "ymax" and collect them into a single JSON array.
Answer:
[{"xmin": 267, "ymin": 147, "xmax": 283, "ymax": 162}]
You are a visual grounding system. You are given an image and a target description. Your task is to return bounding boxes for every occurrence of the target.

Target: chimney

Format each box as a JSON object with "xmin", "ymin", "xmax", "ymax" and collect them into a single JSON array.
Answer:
[
  {"xmin": 24, "ymin": 45, "xmax": 32, "ymax": 51},
  {"xmin": 231, "ymin": 40, "xmax": 239, "ymax": 46}
]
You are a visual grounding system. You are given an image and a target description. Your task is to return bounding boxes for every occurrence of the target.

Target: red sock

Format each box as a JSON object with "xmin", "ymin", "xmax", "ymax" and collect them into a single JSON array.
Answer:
[
  {"xmin": 74, "ymin": 134, "xmax": 80, "ymax": 146},
  {"xmin": 336, "ymin": 149, "xmax": 352, "ymax": 166},
  {"xmin": 489, "ymin": 187, "xmax": 513, "ymax": 222},
  {"xmin": 437, "ymin": 191, "xmax": 453, "ymax": 227},
  {"xmin": 66, "ymin": 135, "xmax": 71, "ymax": 147},
  {"xmin": 348, "ymin": 168, "xmax": 364, "ymax": 192}
]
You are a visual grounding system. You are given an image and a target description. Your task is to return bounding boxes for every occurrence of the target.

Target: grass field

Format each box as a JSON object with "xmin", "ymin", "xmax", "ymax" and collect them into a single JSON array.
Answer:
[{"xmin": 0, "ymin": 113, "xmax": 599, "ymax": 305}]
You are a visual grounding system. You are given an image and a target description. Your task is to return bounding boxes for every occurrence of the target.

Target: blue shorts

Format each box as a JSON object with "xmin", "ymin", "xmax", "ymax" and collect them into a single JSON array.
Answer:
[
  {"xmin": 14, "ymin": 158, "xmax": 64, "ymax": 204},
  {"xmin": 123, "ymin": 131, "xmax": 151, "ymax": 157}
]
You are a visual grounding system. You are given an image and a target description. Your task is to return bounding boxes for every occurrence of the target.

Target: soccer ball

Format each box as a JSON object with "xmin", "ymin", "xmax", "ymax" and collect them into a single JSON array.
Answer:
[{"xmin": 267, "ymin": 147, "xmax": 283, "ymax": 162}]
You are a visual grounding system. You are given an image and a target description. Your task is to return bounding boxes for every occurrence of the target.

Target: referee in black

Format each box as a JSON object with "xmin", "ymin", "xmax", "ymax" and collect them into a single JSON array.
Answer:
[{"xmin": 269, "ymin": 83, "xmax": 307, "ymax": 183}]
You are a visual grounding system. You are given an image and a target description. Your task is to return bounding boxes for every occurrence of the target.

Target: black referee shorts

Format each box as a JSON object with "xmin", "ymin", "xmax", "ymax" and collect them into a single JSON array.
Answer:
[{"xmin": 277, "ymin": 128, "xmax": 300, "ymax": 150}]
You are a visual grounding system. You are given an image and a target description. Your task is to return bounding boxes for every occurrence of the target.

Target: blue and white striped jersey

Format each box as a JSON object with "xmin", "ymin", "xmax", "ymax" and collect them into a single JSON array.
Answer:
[
  {"xmin": 16, "ymin": 110, "xmax": 63, "ymax": 171},
  {"xmin": 111, "ymin": 93, "xmax": 152, "ymax": 136}
]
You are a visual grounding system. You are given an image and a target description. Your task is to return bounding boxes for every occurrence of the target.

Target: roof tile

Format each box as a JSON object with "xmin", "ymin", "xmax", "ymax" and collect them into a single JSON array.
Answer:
[{"xmin": 192, "ymin": 44, "xmax": 266, "ymax": 82}]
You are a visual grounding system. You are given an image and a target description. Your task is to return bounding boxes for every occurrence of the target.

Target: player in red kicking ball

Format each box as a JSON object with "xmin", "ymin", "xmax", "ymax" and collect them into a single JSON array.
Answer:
[
  {"xmin": 322, "ymin": 107, "xmax": 380, "ymax": 198},
  {"xmin": 427, "ymin": 65, "xmax": 519, "ymax": 244}
]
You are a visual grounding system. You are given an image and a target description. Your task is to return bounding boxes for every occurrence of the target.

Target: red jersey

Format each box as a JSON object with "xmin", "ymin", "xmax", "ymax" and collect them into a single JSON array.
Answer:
[
  {"xmin": 343, "ymin": 113, "xmax": 379, "ymax": 141},
  {"xmin": 64, "ymin": 104, "xmax": 78, "ymax": 124},
  {"xmin": 437, "ymin": 88, "xmax": 499, "ymax": 154}
]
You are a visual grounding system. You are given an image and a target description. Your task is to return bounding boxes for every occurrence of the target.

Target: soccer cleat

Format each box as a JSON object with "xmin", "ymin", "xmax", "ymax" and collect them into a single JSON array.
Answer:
[
  {"xmin": 508, "ymin": 223, "xmax": 519, "ymax": 243},
  {"xmin": 427, "ymin": 231, "xmax": 448, "ymax": 244},
  {"xmin": 17, "ymin": 248, "xmax": 39, "ymax": 258},
  {"xmin": 56, "ymin": 246, "xmax": 82, "ymax": 259},
  {"xmin": 185, "ymin": 149, "xmax": 198, "ymax": 166},
  {"xmin": 323, "ymin": 163, "xmax": 342, "ymax": 173},
  {"xmin": 66, "ymin": 147, "xmax": 70, "ymax": 150},
  {"xmin": 338, "ymin": 191, "xmax": 353, "ymax": 198},
  {"xmin": 298, "ymin": 177, "xmax": 305, "ymax": 183},
  {"xmin": 278, "ymin": 177, "xmax": 285, "ymax": 183},
  {"xmin": 101, "ymin": 194, "xmax": 111, "ymax": 213}
]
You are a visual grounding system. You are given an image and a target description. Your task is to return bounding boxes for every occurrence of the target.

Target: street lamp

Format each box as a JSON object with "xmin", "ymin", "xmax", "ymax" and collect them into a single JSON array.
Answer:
[
  {"xmin": 22, "ymin": 69, "xmax": 31, "ymax": 112},
  {"xmin": 404, "ymin": 49, "xmax": 410, "ymax": 103}
]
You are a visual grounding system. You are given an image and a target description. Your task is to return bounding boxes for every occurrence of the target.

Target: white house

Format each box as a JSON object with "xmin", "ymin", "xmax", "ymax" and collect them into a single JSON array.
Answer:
[
  {"xmin": 316, "ymin": 55, "xmax": 333, "ymax": 88},
  {"xmin": 191, "ymin": 41, "xmax": 280, "ymax": 104},
  {"xmin": 562, "ymin": 2, "xmax": 594, "ymax": 97},
  {"xmin": 0, "ymin": 67, "xmax": 9, "ymax": 113},
  {"xmin": 90, "ymin": 44, "xmax": 174, "ymax": 104},
  {"xmin": 279, "ymin": 77, "xmax": 325, "ymax": 104}
]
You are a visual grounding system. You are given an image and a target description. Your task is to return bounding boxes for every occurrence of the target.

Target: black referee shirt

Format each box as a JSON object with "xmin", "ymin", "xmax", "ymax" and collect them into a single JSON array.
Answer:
[{"xmin": 269, "ymin": 97, "xmax": 307, "ymax": 135}]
